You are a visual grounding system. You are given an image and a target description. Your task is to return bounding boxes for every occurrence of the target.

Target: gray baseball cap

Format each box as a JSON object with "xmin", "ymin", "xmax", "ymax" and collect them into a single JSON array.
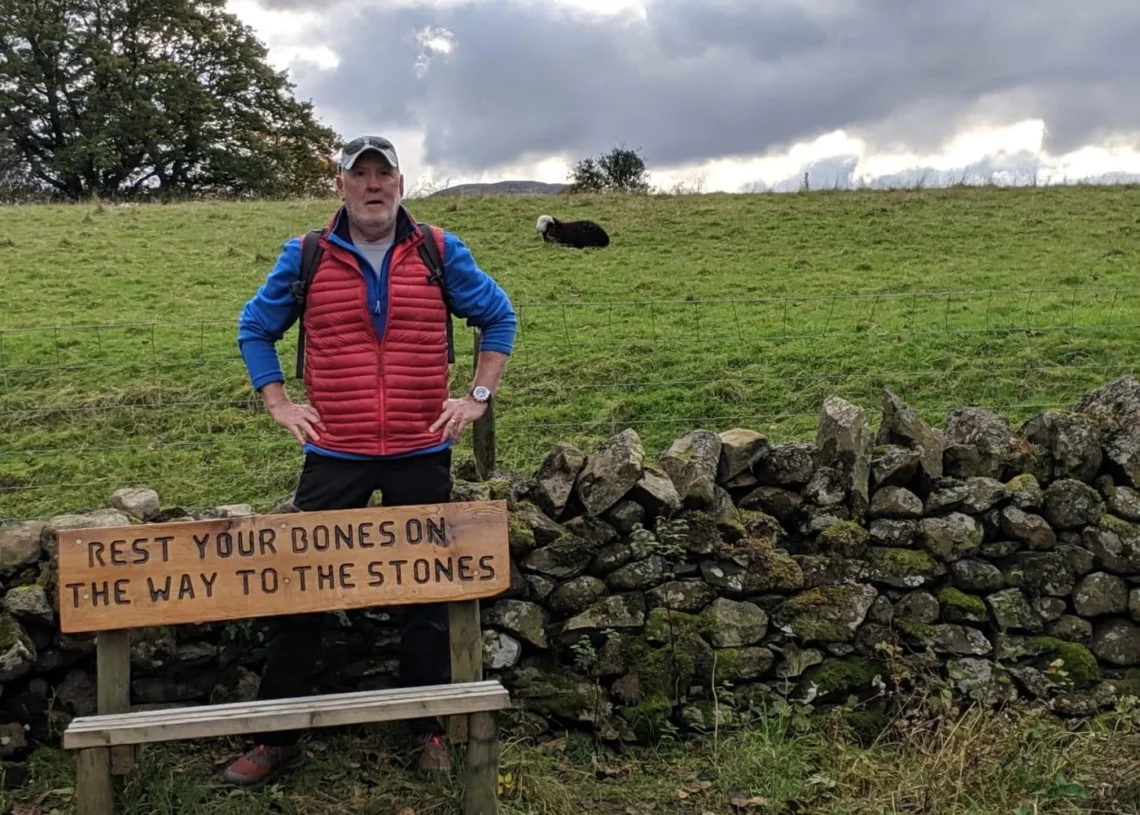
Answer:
[{"xmin": 339, "ymin": 135, "xmax": 399, "ymax": 171}]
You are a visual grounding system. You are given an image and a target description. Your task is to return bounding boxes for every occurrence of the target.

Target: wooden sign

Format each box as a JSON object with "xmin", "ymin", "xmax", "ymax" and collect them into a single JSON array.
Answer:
[{"xmin": 55, "ymin": 500, "xmax": 510, "ymax": 634}]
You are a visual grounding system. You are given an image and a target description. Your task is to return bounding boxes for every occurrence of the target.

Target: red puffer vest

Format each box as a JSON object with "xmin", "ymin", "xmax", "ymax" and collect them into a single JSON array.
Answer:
[{"xmin": 300, "ymin": 210, "xmax": 449, "ymax": 457}]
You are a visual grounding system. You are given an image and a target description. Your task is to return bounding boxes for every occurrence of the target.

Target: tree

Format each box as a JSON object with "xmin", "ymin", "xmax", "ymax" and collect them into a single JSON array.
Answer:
[
  {"xmin": 569, "ymin": 145, "xmax": 650, "ymax": 193},
  {"xmin": 0, "ymin": 0, "xmax": 342, "ymax": 200}
]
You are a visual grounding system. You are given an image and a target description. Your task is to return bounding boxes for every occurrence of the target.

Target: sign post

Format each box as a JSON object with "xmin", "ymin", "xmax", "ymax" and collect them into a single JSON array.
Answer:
[{"xmin": 56, "ymin": 500, "xmax": 511, "ymax": 634}]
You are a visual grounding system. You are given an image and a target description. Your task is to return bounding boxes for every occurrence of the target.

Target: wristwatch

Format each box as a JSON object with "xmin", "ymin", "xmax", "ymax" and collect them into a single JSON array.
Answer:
[{"xmin": 470, "ymin": 385, "xmax": 492, "ymax": 403}]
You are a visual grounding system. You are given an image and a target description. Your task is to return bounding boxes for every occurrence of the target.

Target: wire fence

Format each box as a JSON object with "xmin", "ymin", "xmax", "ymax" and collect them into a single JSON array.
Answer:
[{"xmin": 2, "ymin": 285, "xmax": 1139, "ymax": 522}]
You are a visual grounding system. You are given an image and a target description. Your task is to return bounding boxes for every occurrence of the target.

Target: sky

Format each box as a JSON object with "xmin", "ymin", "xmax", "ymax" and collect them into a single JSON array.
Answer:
[{"xmin": 226, "ymin": 0, "xmax": 1140, "ymax": 194}]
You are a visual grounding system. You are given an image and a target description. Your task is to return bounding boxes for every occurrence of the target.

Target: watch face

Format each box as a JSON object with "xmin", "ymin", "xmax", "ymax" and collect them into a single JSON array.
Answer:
[{"xmin": 473, "ymin": 386, "xmax": 491, "ymax": 402}]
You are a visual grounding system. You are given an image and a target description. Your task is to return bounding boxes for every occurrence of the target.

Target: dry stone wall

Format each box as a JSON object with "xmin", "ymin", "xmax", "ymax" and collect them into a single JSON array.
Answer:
[{"xmin": 2, "ymin": 378, "xmax": 1140, "ymax": 763}]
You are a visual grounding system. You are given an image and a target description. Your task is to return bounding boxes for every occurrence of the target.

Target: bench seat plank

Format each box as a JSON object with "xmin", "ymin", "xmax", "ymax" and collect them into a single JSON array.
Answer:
[{"xmin": 63, "ymin": 680, "xmax": 510, "ymax": 750}]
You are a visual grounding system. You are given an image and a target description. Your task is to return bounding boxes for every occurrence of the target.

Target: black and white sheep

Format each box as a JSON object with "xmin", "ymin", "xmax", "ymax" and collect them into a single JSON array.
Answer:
[{"xmin": 535, "ymin": 214, "xmax": 610, "ymax": 248}]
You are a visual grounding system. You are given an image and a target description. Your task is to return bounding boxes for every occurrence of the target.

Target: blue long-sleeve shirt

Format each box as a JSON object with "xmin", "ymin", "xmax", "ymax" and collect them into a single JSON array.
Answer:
[{"xmin": 237, "ymin": 206, "xmax": 517, "ymax": 460}]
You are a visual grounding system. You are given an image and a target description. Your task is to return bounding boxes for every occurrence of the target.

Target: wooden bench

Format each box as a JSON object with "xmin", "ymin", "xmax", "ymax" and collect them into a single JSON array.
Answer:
[{"xmin": 55, "ymin": 500, "xmax": 512, "ymax": 815}]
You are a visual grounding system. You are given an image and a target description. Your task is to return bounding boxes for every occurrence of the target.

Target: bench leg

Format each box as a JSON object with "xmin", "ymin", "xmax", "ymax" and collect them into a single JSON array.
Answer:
[
  {"xmin": 76, "ymin": 747, "xmax": 114, "ymax": 815},
  {"xmin": 464, "ymin": 711, "xmax": 499, "ymax": 815}
]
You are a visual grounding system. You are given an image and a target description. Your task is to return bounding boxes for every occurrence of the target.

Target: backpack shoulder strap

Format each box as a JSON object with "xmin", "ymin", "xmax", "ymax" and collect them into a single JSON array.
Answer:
[
  {"xmin": 290, "ymin": 228, "xmax": 325, "ymax": 379},
  {"xmin": 415, "ymin": 222, "xmax": 456, "ymax": 364}
]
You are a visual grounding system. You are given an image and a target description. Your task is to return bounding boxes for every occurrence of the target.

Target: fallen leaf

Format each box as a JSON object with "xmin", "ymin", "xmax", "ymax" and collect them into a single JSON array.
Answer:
[
  {"xmin": 730, "ymin": 792, "xmax": 769, "ymax": 810},
  {"xmin": 11, "ymin": 804, "xmax": 42, "ymax": 815}
]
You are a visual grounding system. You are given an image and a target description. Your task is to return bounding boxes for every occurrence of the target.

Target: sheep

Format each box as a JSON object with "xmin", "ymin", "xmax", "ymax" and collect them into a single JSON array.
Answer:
[{"xmin": 535, "ymin": 214, "xmax": 610, "ymax": 249}]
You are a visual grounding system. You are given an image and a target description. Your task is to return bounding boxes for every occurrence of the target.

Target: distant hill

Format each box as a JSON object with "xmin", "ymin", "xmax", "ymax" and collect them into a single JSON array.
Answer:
[{"xmin": 427, "ymin": 180, "xmax": 567, "ymax": 198}]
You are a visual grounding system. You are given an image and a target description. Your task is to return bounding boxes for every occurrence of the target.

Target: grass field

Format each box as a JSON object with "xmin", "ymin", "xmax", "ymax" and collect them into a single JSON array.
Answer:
[
  {"xmin": 4, "ymin": 690, "xmax": 1139, "ymax": 814},
  {"xmin": 2, "ymin": 185, "xmax": 1140, "ymax": 520}
]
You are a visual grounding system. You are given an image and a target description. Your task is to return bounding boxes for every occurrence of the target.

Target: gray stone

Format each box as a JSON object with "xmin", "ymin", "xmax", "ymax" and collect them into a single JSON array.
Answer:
[
  {"xmin": 920, "ymin": 512, "xmax": 984, "ymax": 562},
  {"xmin": 590, "ymin": 542, "xmax": 634, "ymax": 575},
  {"xmin": 1048, "ymin": 615, "xmax": 1094, "ymax": 644},
  {"xmin": 803, "ymin": 466, "xmax": 847, "ymax": 507},
  {"xmin": 482, "ymin": 630, "xmax": 522, "ymax": 671},
  {"xmin": 1132, "ymin": 589, "xmax": 1140, "ymax": 623},
  {"xmin": 526, "ymin": 575, "xmax": 555, "ymax": 600},
  {"xmin": 738, "ymin": 486, "xmax": 802, "ymax": 524},
  {"xmin": 871, "ymin": 444, "xmax": 922, "ymax": 490},
  {"xmin": 868, "ymin": 595, "xmax": 894, "ymax": 625},
  {"xmin": 521, "ymin": 537, "xmax": 595, "ymax": 579},
  {"xmin": 817, "ymin": 396, "xmax": 874, "ymax": 514},
  {"xmin": 925, "ymin": 482, "xmax": 970, "ymax": 514},
  {"xmin": 947, "ymin": 658, "xmax": 1016, "ymax": 706},
  {"xmin": 931, "ymin": 624, "xmax": 993, "ymax": 656},
  {"xmin": 56, "ymin": 668, "xmax": 97, "ymax": 717},
  {"xmin": 647, "ymin": 580, "xmax": 716, "ymax": 613},
  {"xmin": 1104, "ymin": 429, "xmax": 1140, "ymax": 488},
  {"xmin": 483, "ymin": 600, "xmax": 549, "ymax": 649},
  {"xmin": 41, "ymin": 509, "xmax": 132, "ymax": 557},
  {"xmin": 756, "ymin": 442, "xmax": 817, "ymax": 488},
  {"xmin": 876, "ymin": 389, "xmax": 945, "ymax": 485},
  {"xmin": 658, "ymin": 429, "xmax": 722, "ymax": 509},
  {"xmin": 1042, "ymin": 479, "xmax": 1105, "ymax": 530},
  {"xmin": 943, "ymin": 407, "xmax": 1015, "ymax": 479},
  {"xmin": 560, "ymin": 594, "xmax": 646, "ymax": 635},
  {"xmin": 1003, "ymin": 551, "xmax": 1077, "ymax": 597},
  {"xmin": 867, "ymin": 519, "xmax": 919, "ymax": 548},
  {"xmin": 985, "ymin": 588, "xmax": 1042, "ymax": 632},
  {"xmin": 1073, "ymin": 572, "xmax": 1130, "ymax": 616},
  {"xmin": 979, "ymin": 541, "xmax": 1022, "ymax": 559},
  {"xmin": 950, "ymin": 559, "xmax": 1005, "ymax": 593},
  {"xmin": 575, "ymin": 428, "xmax": 645, "ymax": 516},
  {"xmin": 603, "ymin": 500, "xmax": 644, "ymax": 535},
  {"xmin": 716, "ymin": 428, "xmax": 770, "ymax": 483},
  {"xmin": 1020, "ymin": 410, "xmax": 1103, "ymax": 482},
  {"xmin": 629, "ymin": 463, "xmax": 683, "ymax": 519},
  {"xmin": 0, "ymin": 613, "xmax": 36, "ymax": 682},
  {"xmin": 870, "ymin": 486, "xmax": 924, "ymax": 519},
  {"xmin": 704, "ymin": 598, "xmax": 769, "ymax": 648},
  {"xmin": 960, "ymin": 477, "xmax": 1008, "ymax": 514},
  {"xmin": 548, "ymin": 576, "xmax": 608, "ymax": 616},
  {"xmin": 531, "ymin": 442, "xmax": 587, "ymax": 519},
  {"xmin": 0, "ymin": 521, "xmax": 44, "ymax": 575},
  {"xmin": 771, "ymin": 583, "xmax": 878, "ymax": 642},
  {"xmin": 773, "ymin": 643, "xmax": 824, "ymax": 678},
  {"xmin": 999, "ymin": 506, "xmax": 1057, "ymax": 550},
  {"xmin": 606, "ymin": 554, "xmax": 667, "ymax": 591},
  {"xmin": 726, "ymin": 646, "xmax": 776, "ymax": 680},
  {"xmin": 895, "ymin": 590, "xmax": 939, "ymax": 624},
  {"xmin": 1081, "ymin": 516, "xmax": 1140, "ymax": 574},
  {"xmin": 1005, "ymin": 474, "xmax": 1044, "ymax": 510},
  {"xmin": 110, "ymin": 487, "xmax": 161, "ymax": 522},
  {"xmin": 1097, "ymin": 477, "xmax": 1140, "ymax": 522},
  {"xmin": 1033, "ymin": 597, "xmax": 1068, "ymax": 623},
  {"xmin": 215, "ymin": 503, "xmax": 254, "ymax": 517},
  {"xmin": 3, "ymin": 585, "xmax": 53, "ymax": 625},
  {"xmin": 1091, "ymin": 618, "xmax": 1140, "ymax": 666}
]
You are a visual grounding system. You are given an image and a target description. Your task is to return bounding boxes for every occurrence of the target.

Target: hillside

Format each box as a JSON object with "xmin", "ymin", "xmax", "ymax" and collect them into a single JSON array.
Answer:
[
  {"xmin": 1, "ymin": 185, "xmax": 1139, "ymax": 520},
  {"xmin": 428, "ymin": 179, "xmax": 567, "ymax": 197}
]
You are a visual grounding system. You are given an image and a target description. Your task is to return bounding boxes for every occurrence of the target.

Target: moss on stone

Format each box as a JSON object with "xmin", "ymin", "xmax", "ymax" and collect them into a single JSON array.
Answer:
[
  {"xmin": 0, "ymin": 612, "xmax": 31, "ymax": 652},
  {"xmin": 711, "ymin": 648, "xmax": 742, "ymax": 685},
  {"xmin": 508, "ymin": 514, "xmax": 537, "ymax": 552},
  {"xmin": 804, "ymin": 657, "xmax": 887, "ymax": 695},
  {"xmin": 819, "ymin": 520, "xmax": 871, "ymax": 557},
  {"xmin": 895, "ymin": 616, "xmax": 935, "ymax": 640},
  {"xmin": 772, "ymin": 588, "xmax": 860, "ymax": 641},
  {"xmin": 1026, "ymin": 636, "xmax": 1101, "ymax": 689},
  {"xmin": 938, "ymin": 587, "xmax": 987, "ymax": 618},
  {"xmin": 867, "ymin": 547, "xmax": 940, "ymax": 577},
  {"xmin": 644, "ymin": 607, "xmax": 713, "ymax": 643}
]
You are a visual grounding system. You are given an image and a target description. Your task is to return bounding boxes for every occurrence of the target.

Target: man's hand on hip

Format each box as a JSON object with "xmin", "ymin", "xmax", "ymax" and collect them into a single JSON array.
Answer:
[
  {"xmin": 259, "ymin": 383, "xmax": 326, "ymax": 445},
  {"xmin": 430, "ymin": 396, "xmax": 487, "ymax": 442}
]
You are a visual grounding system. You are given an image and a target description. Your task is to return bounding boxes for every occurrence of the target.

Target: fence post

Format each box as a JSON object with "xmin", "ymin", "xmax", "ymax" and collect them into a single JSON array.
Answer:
[{"xmin": 472, "ymin": 328, "xmax": 496, "ymax": 480}]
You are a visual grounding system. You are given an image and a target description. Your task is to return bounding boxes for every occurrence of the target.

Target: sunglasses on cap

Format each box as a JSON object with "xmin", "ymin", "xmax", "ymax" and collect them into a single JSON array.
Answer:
[{"xmin": 339, "ymin": 136, "xmax": 399, "ymax": 171}]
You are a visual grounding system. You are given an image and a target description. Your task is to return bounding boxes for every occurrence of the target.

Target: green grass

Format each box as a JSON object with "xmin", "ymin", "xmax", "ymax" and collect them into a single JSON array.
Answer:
[
  {"xmin": 2, "ymin": 185, "xmax": 1140, "ymax": 519},
  {"xmin": 5, "ymin": 695, "xmax": 1138, "ymax": 814}
]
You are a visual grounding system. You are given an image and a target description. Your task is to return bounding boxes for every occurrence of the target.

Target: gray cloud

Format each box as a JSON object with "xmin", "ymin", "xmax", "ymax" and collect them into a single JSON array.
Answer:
[{"xmin": 275, "ymin": 0, "xmax": 1140, "ymax": 174}]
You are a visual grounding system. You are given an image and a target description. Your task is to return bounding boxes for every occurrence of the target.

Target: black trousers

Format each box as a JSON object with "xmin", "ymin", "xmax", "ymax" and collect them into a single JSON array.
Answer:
[{"xmin": 254, "ymin": 448, "xmax": 453, "ymax": 746}]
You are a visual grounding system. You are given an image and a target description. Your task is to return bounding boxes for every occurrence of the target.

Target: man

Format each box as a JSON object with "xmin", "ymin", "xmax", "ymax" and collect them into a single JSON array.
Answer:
[{"xmin": 226, "ymin": 135, "xmax": 516, "ymax": 788}]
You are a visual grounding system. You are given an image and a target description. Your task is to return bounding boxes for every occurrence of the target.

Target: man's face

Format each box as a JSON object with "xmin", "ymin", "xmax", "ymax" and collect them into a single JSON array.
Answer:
[{"xmin": 336, "ymin": 152, "xmax": 404, "ymax": 237}]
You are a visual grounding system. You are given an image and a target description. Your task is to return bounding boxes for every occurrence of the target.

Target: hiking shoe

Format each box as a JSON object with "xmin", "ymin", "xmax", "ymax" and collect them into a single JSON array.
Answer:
[
  {"xmin": 411, "ymin": 733, "xmax": 452, "ymax": 774},
  {"xmin": 222, "ymin": 742, "xmax": 305, "ymax": 788}
]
